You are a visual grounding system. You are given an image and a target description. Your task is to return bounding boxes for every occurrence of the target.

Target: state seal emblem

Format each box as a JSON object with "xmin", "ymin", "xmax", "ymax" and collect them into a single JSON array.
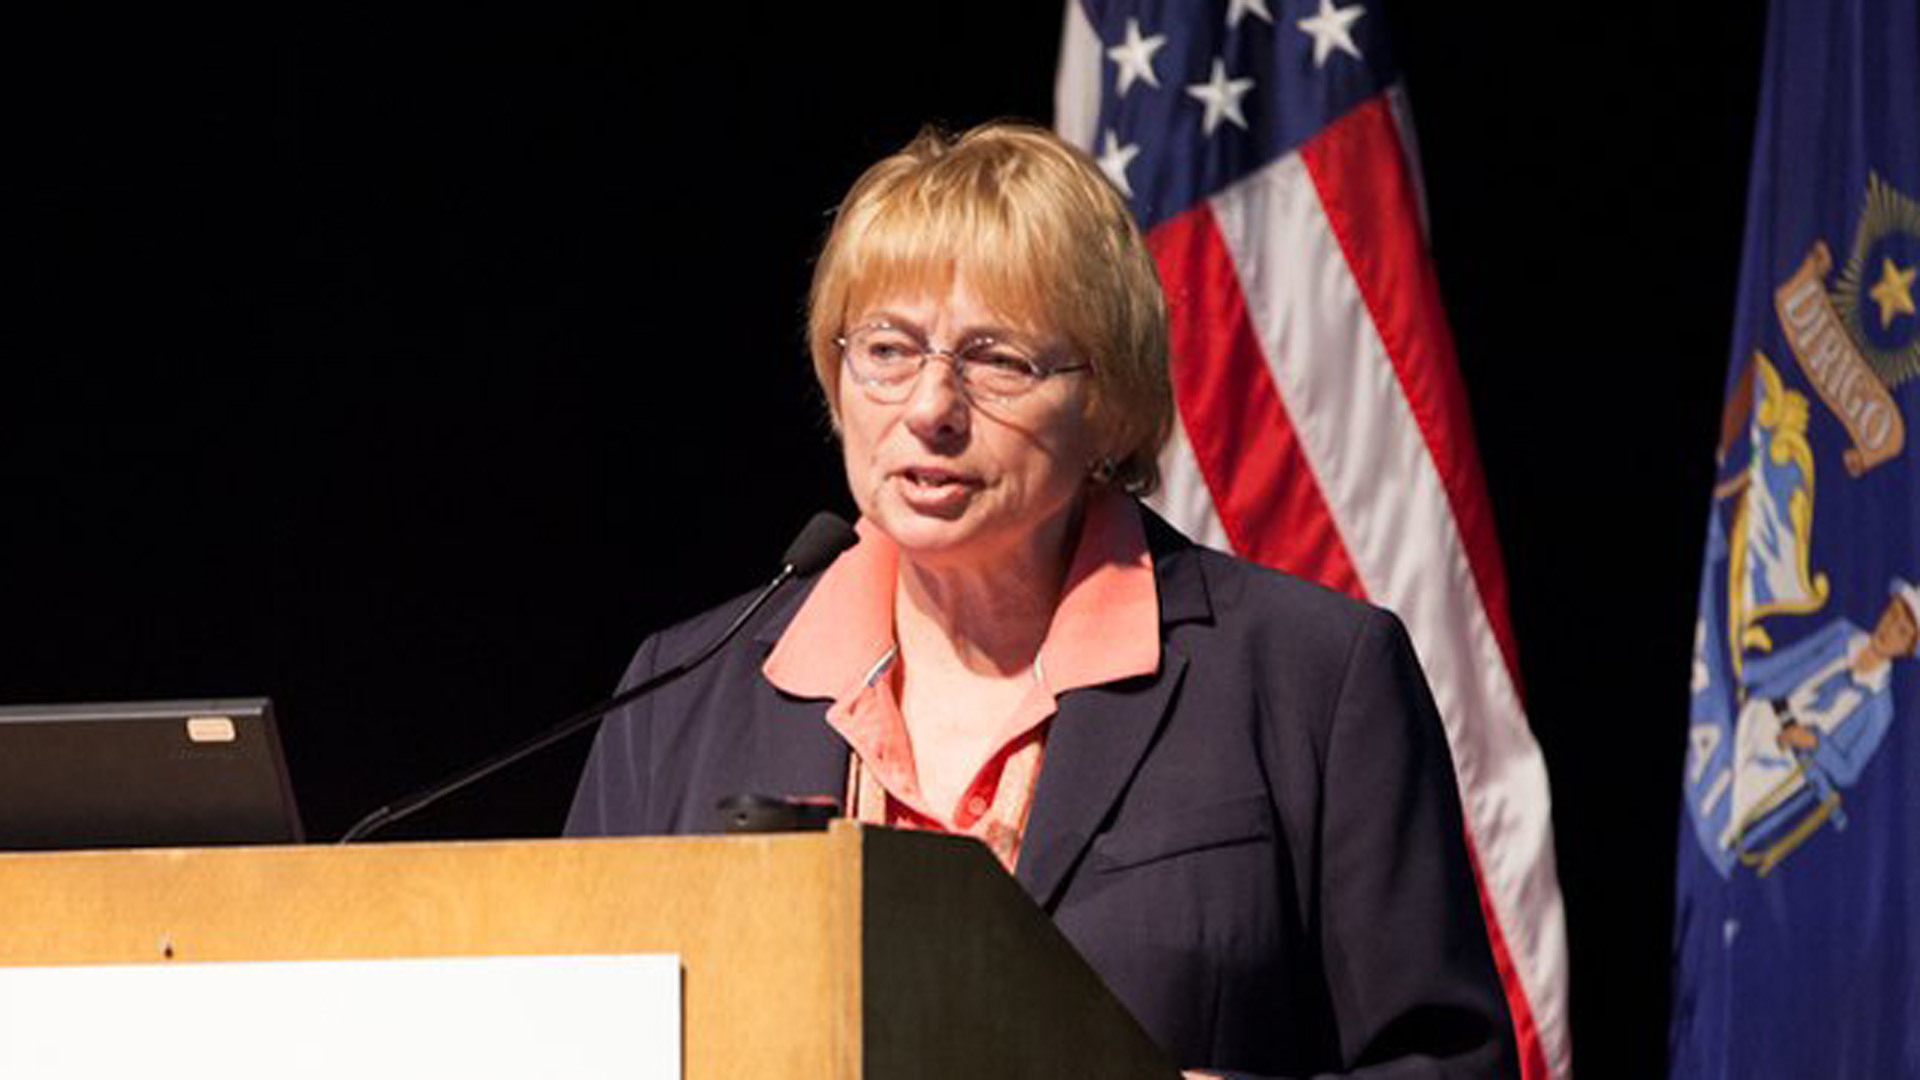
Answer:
[{"xmin": 1684, "ymin": 174, "xmax": 1920, "ymax": 877}]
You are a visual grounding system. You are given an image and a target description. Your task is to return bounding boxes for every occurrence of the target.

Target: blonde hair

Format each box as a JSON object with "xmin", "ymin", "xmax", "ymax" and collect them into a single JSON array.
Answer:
[{"xmin": 806, "ymin": 121, "xmax": 1173, "ymax": 495}]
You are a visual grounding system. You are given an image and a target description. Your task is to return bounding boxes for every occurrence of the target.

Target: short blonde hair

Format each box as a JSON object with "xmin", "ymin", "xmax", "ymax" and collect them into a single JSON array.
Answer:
[{"xmin": 806, "ymin": 121, "xmax": 1173, "ymax": 495}]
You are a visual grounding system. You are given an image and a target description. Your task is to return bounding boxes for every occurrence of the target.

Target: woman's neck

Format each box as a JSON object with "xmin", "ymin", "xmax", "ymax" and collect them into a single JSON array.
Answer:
[{"xmin": 892, "ymin": 500, "xmax": 1084, "ymax": 678}]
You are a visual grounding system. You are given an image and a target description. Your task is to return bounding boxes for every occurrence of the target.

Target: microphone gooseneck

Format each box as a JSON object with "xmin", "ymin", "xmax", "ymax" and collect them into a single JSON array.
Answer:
[{"xmin": 337, "ymin": 512, "xmax": 857, "ymax": 843}]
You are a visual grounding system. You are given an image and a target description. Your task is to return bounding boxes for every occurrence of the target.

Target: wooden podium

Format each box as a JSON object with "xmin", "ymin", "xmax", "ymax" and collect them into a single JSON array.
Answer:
[{"xmin": 0, "ymin": 822, "xmax": 1176, "ymax": 1079}]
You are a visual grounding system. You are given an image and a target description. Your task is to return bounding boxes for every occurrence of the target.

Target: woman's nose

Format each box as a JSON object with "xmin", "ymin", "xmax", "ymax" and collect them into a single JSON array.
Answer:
[{"xmin": 900, "ymin": 354, "xmax": 971, "ymax": 442}]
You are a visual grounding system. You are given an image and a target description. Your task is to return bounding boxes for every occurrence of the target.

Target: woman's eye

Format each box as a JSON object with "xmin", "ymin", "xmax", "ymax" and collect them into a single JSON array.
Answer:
[
  {"xmin": 972, "ymin": 352, "xmax": 1036, "ymax": 375},
  {"xmin": 861, "ymin": 334, "xmax": 919, "ymax": 364}
]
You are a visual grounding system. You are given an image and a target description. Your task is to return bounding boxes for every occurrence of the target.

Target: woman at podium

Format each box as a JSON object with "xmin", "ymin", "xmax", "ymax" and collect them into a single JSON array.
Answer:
[{"xmin": 568, "ymin": 122, "xmax": 1517, "ymax": 1080}]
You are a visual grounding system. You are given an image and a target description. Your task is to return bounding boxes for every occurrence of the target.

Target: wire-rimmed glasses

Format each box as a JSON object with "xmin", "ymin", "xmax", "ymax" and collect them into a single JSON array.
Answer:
[{"xmin": 838, "ymin": 322, "xmax": 1091, "ymax": 405}]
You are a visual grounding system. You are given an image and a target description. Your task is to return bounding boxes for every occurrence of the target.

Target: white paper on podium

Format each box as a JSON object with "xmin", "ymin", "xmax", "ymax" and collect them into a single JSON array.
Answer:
[{"xmin": 0, "ymin": 953, "xmax": 680, "ymax": 1079}]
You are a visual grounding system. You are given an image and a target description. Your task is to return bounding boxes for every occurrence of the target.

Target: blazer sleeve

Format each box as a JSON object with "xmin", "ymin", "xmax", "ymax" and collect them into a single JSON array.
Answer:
[
  {"xmin": 564, "ymin": 632, "xmax": 665, "ymax": 837},
  {"xmin": 1204, "ymin": 609, "xmax": 1518, "ymax": 1080}
]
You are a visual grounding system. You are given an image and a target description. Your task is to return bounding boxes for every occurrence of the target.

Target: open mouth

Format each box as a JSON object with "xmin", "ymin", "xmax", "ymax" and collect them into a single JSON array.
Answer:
[
  {"xmin": 903, "ymin": 467, "xmax": 969, "ymax": 489},
  {"xmin": 895, "ymin": 468, "xmax": 978, "ymax": 512}
]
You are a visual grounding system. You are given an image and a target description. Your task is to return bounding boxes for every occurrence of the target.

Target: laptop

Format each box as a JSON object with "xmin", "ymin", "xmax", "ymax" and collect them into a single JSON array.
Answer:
[{"xmin": 0, "ymin": 697, "xmax": 304, "ymax": 850}]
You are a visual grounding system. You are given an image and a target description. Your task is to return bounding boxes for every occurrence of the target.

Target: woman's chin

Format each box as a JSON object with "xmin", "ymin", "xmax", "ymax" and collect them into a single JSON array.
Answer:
[
  {"xmin": 882, "ymin": 515, "xmax": 977, "ymax": 553},
  {"xmin": 874, "ymin": 507, "xmax": 999, "ymax": 567}
]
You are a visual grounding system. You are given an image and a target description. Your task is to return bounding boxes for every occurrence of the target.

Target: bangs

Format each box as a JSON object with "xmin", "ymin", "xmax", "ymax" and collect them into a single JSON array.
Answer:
[{"xmin": 834, "ymin": 185, "xmax": 1059, "ymax": 337}]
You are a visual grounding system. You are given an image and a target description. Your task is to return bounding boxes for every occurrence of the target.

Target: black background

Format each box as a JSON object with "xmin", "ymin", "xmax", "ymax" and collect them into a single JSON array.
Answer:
[{"xmin": 10, "ymin": 4, "xmax": 1767, "ymax": 1075}]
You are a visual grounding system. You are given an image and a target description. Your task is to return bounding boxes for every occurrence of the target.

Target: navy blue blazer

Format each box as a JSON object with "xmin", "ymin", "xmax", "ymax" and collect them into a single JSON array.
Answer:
[{"xmin": 567, "ymin": 508, "xmax": 1518, "ymax": 1080}]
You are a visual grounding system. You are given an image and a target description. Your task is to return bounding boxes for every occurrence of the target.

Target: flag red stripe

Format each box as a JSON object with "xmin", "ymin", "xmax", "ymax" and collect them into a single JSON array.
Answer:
[
  {"xmin": 1299, "ymin": 98, "xmax": 1523, "ymax": 692},
  {"xmin": 1302, "ymin": 96, "xmax": 1547, "ymax": 1080},
  {"xmin": 1465, "ymin": 832, "xmax": 1551, "ymax": 1080},
  {"xmin": 1147, "ymin": 204, "xmax": 1364, "ymax": 597}
]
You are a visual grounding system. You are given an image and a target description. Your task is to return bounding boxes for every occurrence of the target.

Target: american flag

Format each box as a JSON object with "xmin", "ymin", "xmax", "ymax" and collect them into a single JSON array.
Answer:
[{"xmin": 1055, "ymin": 3, "xmax": 1569, "ymax": 1078}]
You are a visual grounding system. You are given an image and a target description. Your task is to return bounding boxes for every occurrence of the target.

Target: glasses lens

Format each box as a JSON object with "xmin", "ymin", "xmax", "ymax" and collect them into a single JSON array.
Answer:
[
  {"xmin": 846, "ymin": 327, "xmax": 922, "ymax": 398},
  {"xmin": 957, "ymin": 344, "xmax": 1044, "ymax": 401}
]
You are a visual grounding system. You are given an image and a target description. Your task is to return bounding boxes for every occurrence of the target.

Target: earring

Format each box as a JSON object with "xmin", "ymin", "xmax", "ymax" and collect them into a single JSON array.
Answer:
[{"xmin": 1089, "ymin": 456, "xmax": 1118, "ymax": 484}]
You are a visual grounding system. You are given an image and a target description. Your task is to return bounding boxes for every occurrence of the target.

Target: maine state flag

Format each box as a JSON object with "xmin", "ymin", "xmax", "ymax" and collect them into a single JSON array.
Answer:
[{"xmin": 1672, "ymin": 0, "xmax": 1920, "ymax": 1077}]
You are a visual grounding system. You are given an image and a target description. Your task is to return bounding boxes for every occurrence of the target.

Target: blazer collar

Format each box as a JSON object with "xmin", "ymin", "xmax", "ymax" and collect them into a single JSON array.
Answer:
[{"xmin": 1015, "ymin": 506, "xmax": 1214, "ymax": 910}]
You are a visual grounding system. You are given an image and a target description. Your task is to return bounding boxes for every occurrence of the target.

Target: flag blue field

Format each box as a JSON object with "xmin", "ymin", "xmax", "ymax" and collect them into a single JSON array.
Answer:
[{"xmin": 1673, "ymin": 1, "xmax": 1920, "ymax": 1076}]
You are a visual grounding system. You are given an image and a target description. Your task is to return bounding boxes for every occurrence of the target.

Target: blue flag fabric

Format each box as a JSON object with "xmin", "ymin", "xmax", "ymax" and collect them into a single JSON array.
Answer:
[{"xmin": 1672, "ymin": 1, "xmax": 1920, "ymax": 1077}]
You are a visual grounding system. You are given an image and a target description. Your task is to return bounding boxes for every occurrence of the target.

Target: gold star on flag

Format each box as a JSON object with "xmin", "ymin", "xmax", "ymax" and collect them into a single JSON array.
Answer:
[{"xmin": 1869, "ymin": 256, "xmax": 1916, "ymax": 329}]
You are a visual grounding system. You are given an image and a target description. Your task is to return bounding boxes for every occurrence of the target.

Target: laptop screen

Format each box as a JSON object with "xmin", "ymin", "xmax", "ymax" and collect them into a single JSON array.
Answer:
[{"xmin": 0, "ymin": 697, "xmax": 303, "ymax": 850}]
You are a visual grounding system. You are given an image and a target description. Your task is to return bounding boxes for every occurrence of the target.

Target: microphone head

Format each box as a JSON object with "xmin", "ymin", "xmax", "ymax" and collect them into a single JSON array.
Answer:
[{"xmin": 782, "ymin": 512, "xmax": 858, "ymax": 575}]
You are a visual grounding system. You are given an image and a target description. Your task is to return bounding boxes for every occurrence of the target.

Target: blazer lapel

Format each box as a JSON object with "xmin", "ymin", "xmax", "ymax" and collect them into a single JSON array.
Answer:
[
  {"xmin": 1015, "ymin": 513, "xmax": 1213, "ymax": 910},
  {"xmin": 1016, "ymin": 652, "xmax": 1188, "ymax": 910},
  {"xmin": 743, "ymin": 691, "xmax": 849, "ymax": 807},
  {"xmin": 734, "ymin": 577, "xmax": 850, "ymax": 812},
  {"xmin": 668, "ymin": 580, "xmax": 848, "ymax": 814}
]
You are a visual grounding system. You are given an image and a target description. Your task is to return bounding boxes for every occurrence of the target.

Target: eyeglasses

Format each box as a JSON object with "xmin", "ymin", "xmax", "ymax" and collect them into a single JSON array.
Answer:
[{"xmin": 838, "ymin": 322, "xmax": 1092, "ymax": 405}]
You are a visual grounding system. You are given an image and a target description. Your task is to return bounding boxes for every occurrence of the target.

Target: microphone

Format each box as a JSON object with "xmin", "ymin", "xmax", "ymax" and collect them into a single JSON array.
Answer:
[{"xmin": 337, "ymin": 511, "xmax": 858, "ymax": 843}]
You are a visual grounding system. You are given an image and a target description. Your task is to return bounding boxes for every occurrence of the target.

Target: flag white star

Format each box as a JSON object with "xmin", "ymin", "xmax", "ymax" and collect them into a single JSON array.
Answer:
[
  {"xmin": 1225, "ymin": 0, "xmax": 1273, "ymax": 29},
  {"xmin": 1296, "ymin": 0, "xmax": 1366, "ymax": 67},
  {"xmin": 1185, "ymin": 58, "xmax": 1255, "ymax": 137},
  {"xmin": 1106, "ymin": 17, "xmax": 1167, "ymax": 96},
  {"xmin": 1097, "ymin": 129, "xmax": 1141, "ymax": 197}
]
